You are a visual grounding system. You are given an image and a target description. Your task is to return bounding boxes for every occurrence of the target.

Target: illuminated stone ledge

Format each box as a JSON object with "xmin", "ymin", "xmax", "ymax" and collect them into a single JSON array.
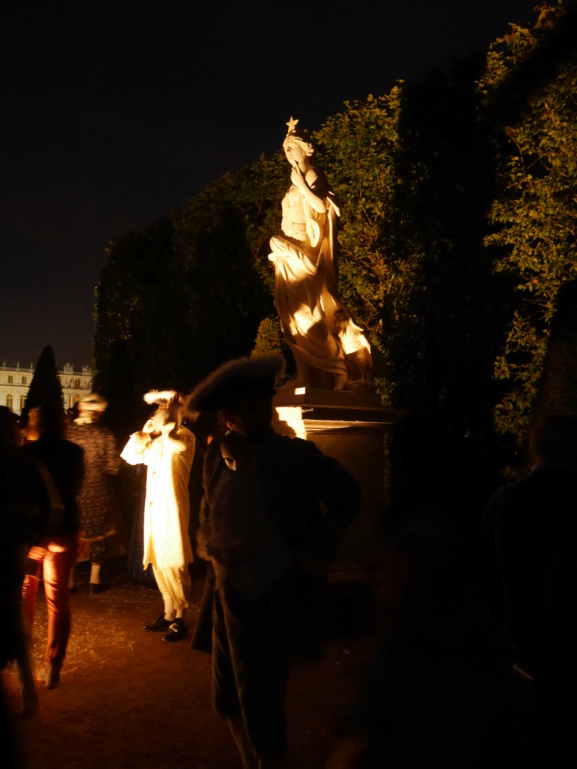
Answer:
[
  {"xmin": 274, "ymin": 386, "xmax": 383, "ymax": 409},
  {"xmin": 273, "ymin": 387, "xmax": 404, "ymax": 440}
]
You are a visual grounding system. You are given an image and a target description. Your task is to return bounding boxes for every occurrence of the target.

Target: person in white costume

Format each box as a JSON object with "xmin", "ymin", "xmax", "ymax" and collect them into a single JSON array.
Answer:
[{"xmin": 121, "ymin": 391, "xmax": 195, "ymax": 642}]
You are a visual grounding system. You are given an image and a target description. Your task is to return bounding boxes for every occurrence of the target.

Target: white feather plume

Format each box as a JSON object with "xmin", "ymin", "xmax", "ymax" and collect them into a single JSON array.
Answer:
[{"xmin": 143, "ymin": 390, "xmax": 180, "ymax": 406}]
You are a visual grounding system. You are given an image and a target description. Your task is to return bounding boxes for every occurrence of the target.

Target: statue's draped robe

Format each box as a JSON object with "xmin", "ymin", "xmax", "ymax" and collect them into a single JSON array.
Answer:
[{"xmin": 269, "ymin": 171, "xmax": 370, "ymax": 390}]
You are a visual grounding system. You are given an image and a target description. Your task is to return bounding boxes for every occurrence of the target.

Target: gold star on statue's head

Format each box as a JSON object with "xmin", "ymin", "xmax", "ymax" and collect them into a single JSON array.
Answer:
[
  {"xmin": 282, "ymin": 117, "xmax": 314, "ymax": 156},
  {"xmin": 286, "ymin": 117, "xmax": 299, "ymax": 135}
]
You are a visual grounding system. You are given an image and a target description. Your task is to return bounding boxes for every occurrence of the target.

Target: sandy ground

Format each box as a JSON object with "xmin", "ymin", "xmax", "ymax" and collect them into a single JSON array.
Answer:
[{"xmin": 2, "ymin": 562, "xmax": 376, "ymax": 769}]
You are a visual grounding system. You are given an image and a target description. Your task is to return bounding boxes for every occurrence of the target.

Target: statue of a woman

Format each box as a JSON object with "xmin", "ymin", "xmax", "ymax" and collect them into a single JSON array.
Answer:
[{"xmin": 269, "ymin": 118, "xmax": 373, "ymax": 391}]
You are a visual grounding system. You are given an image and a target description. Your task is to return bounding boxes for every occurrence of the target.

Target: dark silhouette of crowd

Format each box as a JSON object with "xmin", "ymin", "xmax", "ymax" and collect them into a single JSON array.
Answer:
[
  {"xmin": 2, "ymin": 375, "xmax": 576, "ymax": 768},
  {"xmin": 326, "ymin": 415, "xmax": 532, "ymax": 768}
]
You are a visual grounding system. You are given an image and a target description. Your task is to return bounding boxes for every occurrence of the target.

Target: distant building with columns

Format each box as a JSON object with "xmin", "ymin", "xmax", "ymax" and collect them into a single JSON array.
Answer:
[{"xmin": 0, "ymin": 361, "xmax": 93, "ymax": 415}]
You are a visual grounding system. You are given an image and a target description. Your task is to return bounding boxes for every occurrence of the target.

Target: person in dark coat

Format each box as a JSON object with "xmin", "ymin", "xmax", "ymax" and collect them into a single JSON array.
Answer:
[
  {"xmin": 21, "ymin": 403, "xmax": 85, "ymax": 690},
  {"xmin": 483, "ymin": 414, "xmax": 577, "ymax": 766},
  {"xmin": 326, "ymin": 414, "xmax": 528, "ymax": 769},
  {"xmin": 186, "ymin": 355, "xmax": 361, "ymax": 769},
  {"xmin": 0, "ymin": 406, "xmax": 50, "ymax": 717}
]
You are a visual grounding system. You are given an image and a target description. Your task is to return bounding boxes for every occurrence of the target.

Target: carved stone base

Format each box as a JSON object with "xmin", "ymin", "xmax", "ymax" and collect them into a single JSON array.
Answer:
[{"xmin": 272, "ymin": 387, "xmax": 406, "ymax": 571}]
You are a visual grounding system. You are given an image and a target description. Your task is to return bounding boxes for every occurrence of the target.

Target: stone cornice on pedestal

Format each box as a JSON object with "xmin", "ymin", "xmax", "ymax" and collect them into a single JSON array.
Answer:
[{"xmin": 273, "ymin": 386, "xmax": 405, "ymax": 439}]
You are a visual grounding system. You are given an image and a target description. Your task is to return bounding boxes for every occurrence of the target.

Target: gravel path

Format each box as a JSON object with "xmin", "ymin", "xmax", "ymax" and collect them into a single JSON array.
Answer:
[{"xmin": 2, "ymin": 564, "xmax": 375, "ymax": 769}]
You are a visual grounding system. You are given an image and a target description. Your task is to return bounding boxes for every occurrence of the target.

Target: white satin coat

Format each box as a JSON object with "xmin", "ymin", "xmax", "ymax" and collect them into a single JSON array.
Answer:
[{"xmin": 121, "ymin": 426, "xmax": 195, "ymax": 570}]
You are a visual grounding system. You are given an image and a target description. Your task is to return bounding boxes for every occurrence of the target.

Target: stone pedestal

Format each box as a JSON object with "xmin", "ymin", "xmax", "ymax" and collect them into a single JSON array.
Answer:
[{"xmin": 273, "ymin": 387, "xmax": 405, "ymax": 574}]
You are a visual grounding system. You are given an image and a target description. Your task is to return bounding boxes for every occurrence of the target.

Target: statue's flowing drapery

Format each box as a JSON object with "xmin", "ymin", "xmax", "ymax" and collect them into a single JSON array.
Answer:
[{"xmin": 269, "ymin": 174, "xmax": 372, "ymax": 391}]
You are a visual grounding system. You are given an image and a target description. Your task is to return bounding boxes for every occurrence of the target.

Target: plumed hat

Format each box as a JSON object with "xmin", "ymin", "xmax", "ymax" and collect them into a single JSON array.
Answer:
[
  {"xmin": 78, "ymin": 392, "xmax": 108, "ymax": 411},
  {"xmin": 143, "ymin": 390, "xmax": 181, "ymax": 407},
  {"xmin": 185, "ymin": 355, "xmax": 285, "ymax": 414}
]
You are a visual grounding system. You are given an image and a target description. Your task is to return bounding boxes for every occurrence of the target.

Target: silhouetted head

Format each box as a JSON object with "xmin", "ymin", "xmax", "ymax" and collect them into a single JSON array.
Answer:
[
  {"xmin": 76, "ymin": 392, "xmax": 108, "ymax": 423},
  {"xmin": 0, "ymin": 406, "xmax": 20, "ymax": 453},
  {"xmin": 37, "ymin": 403, "xmax": 66, "ymax": 439},
  {"xmin": 529, "ymin": 414, "xmax": 577, "ymax": 470}
]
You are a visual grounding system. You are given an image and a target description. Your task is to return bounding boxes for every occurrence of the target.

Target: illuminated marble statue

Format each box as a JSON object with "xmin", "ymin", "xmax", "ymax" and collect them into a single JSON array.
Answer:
[{"xmin": 269, "ymin": 118, "xmax": 373, "ymax": 391}]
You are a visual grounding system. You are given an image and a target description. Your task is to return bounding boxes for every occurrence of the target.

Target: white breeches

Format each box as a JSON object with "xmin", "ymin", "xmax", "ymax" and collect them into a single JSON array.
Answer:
[{"xmin": 152, "ymin": 565, "xmax": 191, "ymax": 612}]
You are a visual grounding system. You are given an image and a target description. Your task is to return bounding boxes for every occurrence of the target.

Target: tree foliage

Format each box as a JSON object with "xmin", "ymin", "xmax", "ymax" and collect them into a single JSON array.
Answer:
[
  {"xmin": 94, "ymin": 169, "xmax": 276, "ymax": 397},
  {"xmin": 94, "ymin": 218, "xmax": 191, "ymax": 394},
  {"xmin": 314, "ymin": 90, "xmax": 401, "ymax": 344},
  {"xmin": 380, "ymin": 58, "xmax": 510, "ymax": 436},
  {"xmin": 479, "ymin": 2, "xmax": 577, "ymax": 442},
  {"xmin": 22, "ymin": 345, "xmax": 65, "ymax": 424},
  {"xmin": 535, "ymin": 280, "xmax": 577, "ymax": 418},
  {"xmin": 251, "ymin": 317, "xmax": 286, "ymax": 358}
]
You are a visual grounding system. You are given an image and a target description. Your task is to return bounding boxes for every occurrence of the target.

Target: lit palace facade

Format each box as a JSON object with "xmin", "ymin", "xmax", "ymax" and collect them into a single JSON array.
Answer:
[{"xmin": 0, "ymin": 361, "xmax": 93, "ymax": 415}]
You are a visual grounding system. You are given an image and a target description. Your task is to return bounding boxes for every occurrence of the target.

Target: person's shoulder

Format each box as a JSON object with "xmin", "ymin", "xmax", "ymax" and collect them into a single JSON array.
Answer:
[
  {"xmin": 274, "ymin": 433, "xmax": 310, "ymax": 449},
  {"xmin": 66, "ymin": 422, "xmax": 89, "ymax": 443},
  {"xmin": 487, "ymin": 479, "xmax": 518, "ymax": 505},
  {"xmin": 176, "ymin": 425, "xmax": 195, "ymax": 443},
  {"xmin": 272, "ymin": 433, "xmax": 324, "ymax": 462},
  {"xmin": 171, "ymin": 425, "xmax": 196, "ymax": 456},
  {"xmin": 62, "ymin": 437, "xmax": 85, "ymax": 458},
  {"xmin": 484, "ymin": 473, "xmax": 543, "ymax": 530},
  {"xmin": 95, "ymin": 422, "xmax": 115, "ymax": 437},
  {"xmin": 484, "ymin": 479, "xmax": 522, "ymax": 515},
  {"xmin": 202, "ymin": 437, "xmax": 222, "ymax": 468}
]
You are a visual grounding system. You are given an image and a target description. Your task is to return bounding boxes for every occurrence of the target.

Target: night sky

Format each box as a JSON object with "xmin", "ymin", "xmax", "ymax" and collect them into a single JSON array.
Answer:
[{"xmin": 1, "ymin": 0, "xmax": 539, "ymax": 370}]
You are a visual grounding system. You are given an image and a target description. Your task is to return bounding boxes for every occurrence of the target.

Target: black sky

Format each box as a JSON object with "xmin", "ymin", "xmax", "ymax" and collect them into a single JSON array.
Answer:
[{"xmin": 0, "ymin": 0, "xmax": 539, "ymax": 369}]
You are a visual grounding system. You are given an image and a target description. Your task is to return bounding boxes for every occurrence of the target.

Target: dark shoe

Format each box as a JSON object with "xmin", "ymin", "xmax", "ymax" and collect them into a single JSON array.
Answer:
[
  {"xmin": 143, "ymin": 614, "xmax": 172, "ymax": 632},
  {"xmin": 90, "ymin": 582, "xmax": 109, "ymax": 595},
  {"xmin": 162, "ymin": 618, "xmax": 188, "ymax": 642}
]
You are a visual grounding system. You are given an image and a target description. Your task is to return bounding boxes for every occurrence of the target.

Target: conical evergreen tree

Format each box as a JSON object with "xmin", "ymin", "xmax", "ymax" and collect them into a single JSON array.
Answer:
[{"xmin": 21, "ymin": 346, "xmax": 65, "ymax": 424}]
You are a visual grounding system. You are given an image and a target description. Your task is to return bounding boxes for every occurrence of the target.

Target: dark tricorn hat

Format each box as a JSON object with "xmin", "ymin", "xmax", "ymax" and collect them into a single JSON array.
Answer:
[{"xmin": 184, "ymin": 354, "xmax": 285, "ymax": 415}]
